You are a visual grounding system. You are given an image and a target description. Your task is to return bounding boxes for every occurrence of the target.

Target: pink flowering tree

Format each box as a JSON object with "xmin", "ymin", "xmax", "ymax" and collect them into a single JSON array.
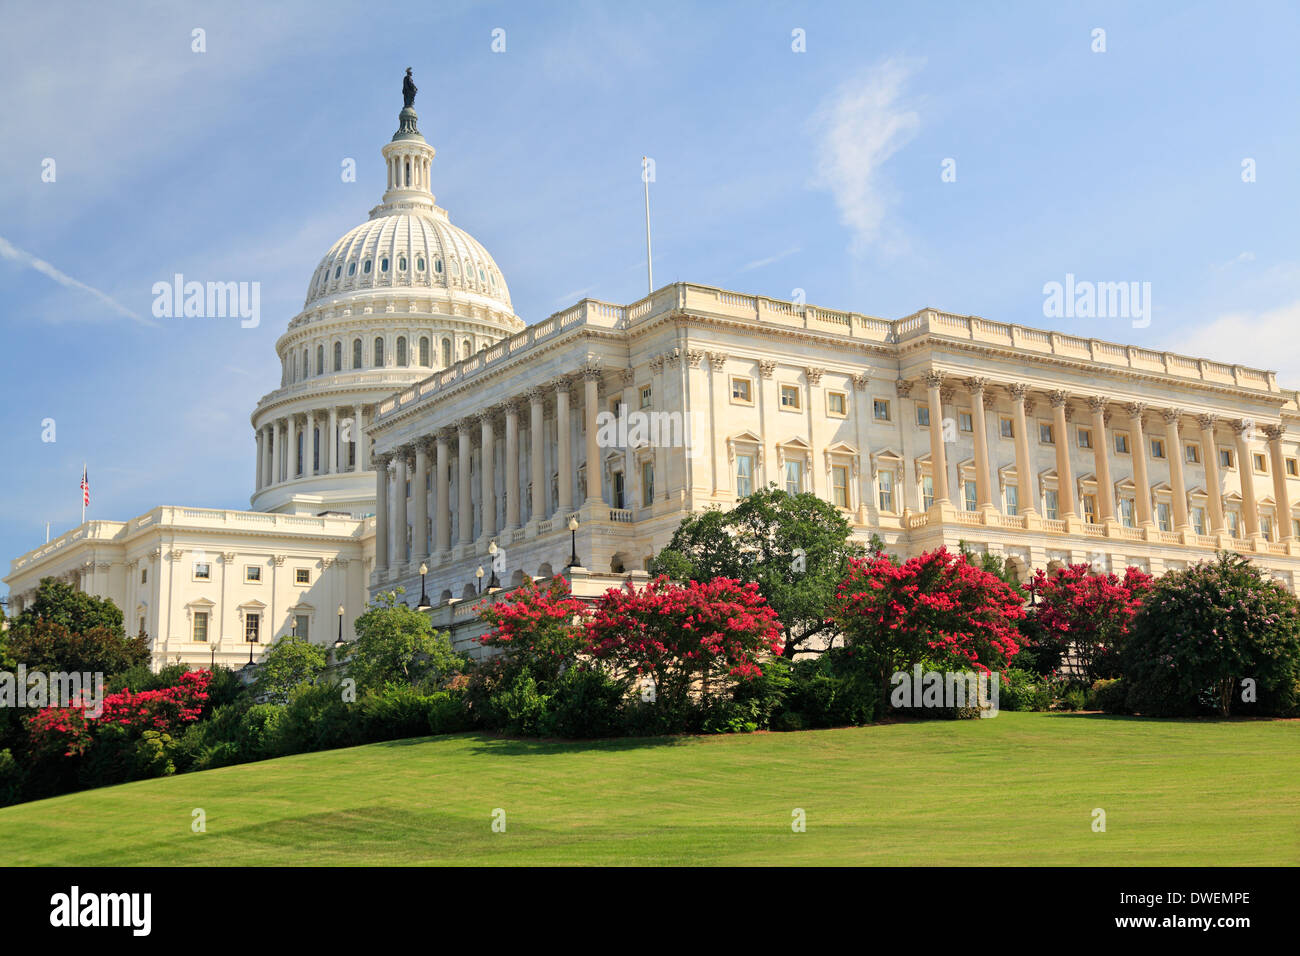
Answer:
[
  {"xmin": 1027, "ymin": 564, "xmax": 1153, "ymax": 683},
  {"xmin": 476, "ymin": 577, "xmax": 588, "ymax": 683}
]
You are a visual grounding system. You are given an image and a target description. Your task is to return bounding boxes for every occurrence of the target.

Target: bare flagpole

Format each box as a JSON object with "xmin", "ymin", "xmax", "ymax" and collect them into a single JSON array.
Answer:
[{"xmin": 642, "ymin": 156, "xmax": 653, "ymax": 296}]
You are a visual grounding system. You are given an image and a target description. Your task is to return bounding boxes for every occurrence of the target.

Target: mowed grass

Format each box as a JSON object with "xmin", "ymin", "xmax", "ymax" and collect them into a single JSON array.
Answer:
[{"xmin": 1, "ymin": 711, "xmax": 1296, "ymax": 866}]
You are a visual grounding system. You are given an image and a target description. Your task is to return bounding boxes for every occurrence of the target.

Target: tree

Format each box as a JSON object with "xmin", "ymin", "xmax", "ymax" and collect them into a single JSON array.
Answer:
[
  {"xmin": 650, "ymin": 487, "xmax": 863, "ymax": 657},
  {"xmin": 1124, "ymin": 552, "xmax": 1300, "ymax": 716},
  {"xmin": 12, "ymin": 578, "xmax": 126, "ymax": 639},
  {"xmin": 340, "ymin": 590, "xmax": 465, "ymax": 691},
  {"xmin": 1027, "ymin": 564, "xmax": 1152, "ymax": 683},
  {"xmin": 585, "ymin": 576, "xmax": 783, "ymax": 713},
  {"xmin": 8, "ymin": 620, "xmax": 149, "ymax": 677},
  {"xmin": 254, "ymin": 636, "xmax": 327, "ymax": 703},
  {"xmin": 476, "ymin": 576, "xmax": 587, "ymax": 684},
  {"xmin": 830, "ymin": 547, "xmax": 1026, "ymax": 705}
]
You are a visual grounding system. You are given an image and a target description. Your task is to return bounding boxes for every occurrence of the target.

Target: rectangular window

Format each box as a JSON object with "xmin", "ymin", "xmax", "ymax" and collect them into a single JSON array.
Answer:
[
  {"xmin": 245, "ymin": 565, "xmax": 261, "ymax": 583},
  {"xmin": 1254, "ymin": 452, "xmax": 1268, "ymax": 473},
  {"xmin": 1004, "ymin": 484, "xmax": 1019, "ymax": 516},
  {"xmin": 612, "ymin": 471, "xmax": 625, "ymax": 510},
  {"xmin": 1287, "ymin": 458, "xmax": 1299, "ymax": 477},
  {"xmin": 999, "ymin": 416, "xmax": 1014, "ymax": 439},
  {"xmin": 1044, "ymin": 489, "xmax": 1059, "ymax": 521},
  {"xmin": 831, "ymin": 465, "xmax": 849, "ymax": 508},
  {"xmin": 779, "ymin": 385, "xmax": 801, "ymax": 410},
  {"xmin": 1185, "ymin": 443, "xmax": 1201, "ymax": 464},
  {"xmin": 641, "ymin": 461, "xmax": 654, "ymax": 507},
  {"xmin": 1261, "ymin": 516, "xmax": 1273, "ymax": 541},
  {"xmin": 1082, "ymin": 494, "xmax": 1098, "ymax": 523},
  {"xmin": 1150, "ymin": 438, "xmax": 1165, "ymax": 460},
  {"xmin": 921, "ymin": 475, "xmax": 935, "ymax": 510},
  {"xmin": 730, "ymin": 377, "xmax": 752, "ymax": 403},
  {"xmin": 639, "ymin": 385, "xmax": 652, "ymax": 409},
  {"xmin": 1292, "ymin": 518, "xmax": 1300, "ymax": 539},
  {"xmin": 194, "ymin": 563, "xmax": 211, "ymax": 580},
  {"xmin": 784, "ymin": 460, "xmax": 803, "ymax": 495},
  {"xmin": 1120, "ymin": 498, "xmax": 1136, "ymax": 528},
  {"xmin": 193, "ymin": 611, "xmax": 208, "ymax": 643},
  {"xmin": 294, "ymin": 614, "xmax": 310, "ymax": 639},
  {"xmin": 295, "ymin": 568, "xmax": 311, "ymax": 585},
  {"xmin": 1157, "ymin": 501, "xmax": 1172, "ymax": 531},
  {"xmin": 1192, "ymin": 507, "xmax": 1206, "ymax": 536},
  {"xmin": 245, "ymin": 613, "xmax": 261, "ymax": 644},
  {"xmin": 1219, "ymin": 447, "xmax": 1234, "ymax": 469},
  {"xmin": 1114, "ymin": 432, "xmax": 1130, "ymax": 455},
  {"xmin": 878, "ymin": 470, "xmax": 895, "ymax": 512},
  {"xmin": 916, "ymin": 405, "xmax": 930, "ymax": 427},
  {"xmin": 963, "ymin": 481, "xmax": 977, "ymax": 512},
  {"xmin": 873, "ymin": 399, "xmax": 891, "ymax": 422},
  {"xmin": 1227, "ymin": 511, "xmax": 1241, "ymax": 536},
  {"xmin": 1039, "ymin": 422, "xmax": 1055, "ymax": 445},
  {"xmin": 141, "ymin": 567, "xmax": 147, "ymax": 584},
  {"xmin": 736, "ymin": 454, "xmax": 754, "ymax": 498},
  {"xmin": 1077, "ymin": 427, "xmax": 1092, "ymax": 449},
  {"xmin": 958, "ymin": 411, "xmax": 973, "ymax": 433},
  {"xmin": 827, "ymin": 391, "xmax": 847, "ymax": 416}
]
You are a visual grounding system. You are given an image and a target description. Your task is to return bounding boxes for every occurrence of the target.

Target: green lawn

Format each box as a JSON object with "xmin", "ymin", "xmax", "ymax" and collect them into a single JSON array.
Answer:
[{"xmin": 1, "ymin": 711, "xmax": 1296, "ymax": 865}]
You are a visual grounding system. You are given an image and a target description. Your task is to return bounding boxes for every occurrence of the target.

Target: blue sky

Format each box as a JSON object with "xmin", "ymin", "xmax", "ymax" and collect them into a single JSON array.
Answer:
[{"xmin": 3, "ymin": 0, "xmax": 1299, "ymax": 575}]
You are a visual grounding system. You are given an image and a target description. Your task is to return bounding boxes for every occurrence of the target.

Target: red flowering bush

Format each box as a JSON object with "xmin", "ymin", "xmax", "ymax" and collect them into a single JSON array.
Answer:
[
  {"xmin": 25, "ymin": 705, "xmax": 93, "ymax": 759},
  {"xmin": 831, "ymin": 548, "xmax": 1026, "ymax": 703},
  {"xmin": 476, "ymin": 577, "xmax": 587, "ymax": 683},
  {"xmin": 1028, "ymin": 564, "xmax": 1153, "ymax": 683},
  {"xmin": 585, "ymin": 576, "xmax": 783, "ymax": 710}
]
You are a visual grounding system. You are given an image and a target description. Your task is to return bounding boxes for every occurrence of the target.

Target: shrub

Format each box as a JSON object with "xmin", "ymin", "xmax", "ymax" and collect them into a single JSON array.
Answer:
[
  {"xmin": 255, "ymin": 637, "xmax": 327, "ymax": 703},
  {"xmin": 1028, "ymin": 564, "xmax": 1153, "ymax": 684},
  {"xmin": 426, "ymin": 690, "xmax": 470, "ymax": 736},
  {"xmin": 1125, "ymin": 552, "xmax": 1300, "ymax": 716},
  {"xmin": 484, "ymin": 671, "xmax": 550, "ymax": 736},
  {"xmin": 0, "ymin": 749, "xmax": 24, "ymax": 807},
  {"xmin": 777, "ymin": 649, "xmax": 877, "ymax": 729},
  {"xmin": 275, "ymin": 683, "xmax": 362, "ymax": 754},
  {"xmin": 1087, "ymin": 678, "xmax": 1128, "ymax": 714},
  {"xmin": 539, "ymin": 667, "xmax": 626, "ymax": 739},
  {"xmin": 238, "ymin": 704, "xmax": 288, "ymax": 759},
  {"xmin": 131, "ymin": 731, "xmax": 176, "ymax": 779},
  {"xmin": 998, "ymin": 668, "xmax": 1051, "ymax": 712},
  {"xmin": 341, "ymin": 590, "xmax": 465, "ymax": 692}
]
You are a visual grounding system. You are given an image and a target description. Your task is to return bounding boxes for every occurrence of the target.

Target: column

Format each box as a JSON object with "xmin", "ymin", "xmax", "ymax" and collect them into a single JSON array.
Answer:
[
  {"xmin": 306, "ymin": 410, "xmax": 316, "ymax": 476},
  {"xmin": 967, "ymin": 378, "xmax": 994, "ymax": 511},
  {"xmin": 505, "ymin": 401, "xmax": 520, "ymax": 529},
  {"xmin": 584, "ymin": 367, "xmax": 603, "ymax": 505},
  {"xmin": 1088, "ymin": 398, "xmax": 1115, "ymax": 522},
  {"xmin": 1009, "ymin": 385, "xmax": 1037, "ymax": 516},
  {"xmin": 328, "ymin": 406, "xmax": 339, "ymax": 474},
  {"xmin": 435, "ymin": 430, "xmax": 451, "ymax": 554},
  {"xmin": 529, "ymin": 388, "xmax": 545, "ymax": 524},
  {"xmin": 255, "ymin": 427, "xmax": 264, "ymax": 491},
  {"xmin": 1198, "ymin": 415, "xmax": 1226, "ymax": 534},
  {"xmin": 1163, "ymin": 409, "xmax": 1189, "ymax": 531},
  {"xmin": 1233, "ymin": 420, "xmax": 1261, "ymax": 537},
  {"xmin": 1048, "ymin": 391, "xmax": 1076, "ymax": 518},
  {"xmin": 374, "ymin": 454, "xmax": 390, "ymax": 576},
  {"xmin": 265, "ymin": 425, "xmax": 276, "ymax": 487},
  {"xmin": 358, "ymin": 405, "xmax": 370, "ymax": 470},
  {"xmin": 287, "ymin": 415, "xmax": 299, "ymax": 479},
  {"xmin": 458, "ymin": 420, "xmax": 473, "ymax": 545},
  {"xmin": 1127, "ymin": 403, "xmax": 1153, "ymax": 528},
  {"xmin": 393, "ymin": 449, "xmax": 409, "ymax": 566},
  {"xmin": 480, "ymin": 411, "xmax": 497, "ymax": 541},
  {"xmin": 413, "ymin": 439, "xmax": 430, "ymax": 562},
  {"xmin": 555, "ymin": 378, "xmax": 573, "ymax": 516},
  {"xmin": 1264, "ymin": 424, "xmax": 1293, "ymax": 541},
  {"xmin": 923, "ymin": 371, "xmax": 949, "ymax": 506}
]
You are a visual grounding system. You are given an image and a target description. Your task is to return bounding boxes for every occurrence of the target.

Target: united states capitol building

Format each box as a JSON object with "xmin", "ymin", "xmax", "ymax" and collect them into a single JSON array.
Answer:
[{"xmin": 8, "ymin": 80, "xmax": 1300, "ymax": 669}]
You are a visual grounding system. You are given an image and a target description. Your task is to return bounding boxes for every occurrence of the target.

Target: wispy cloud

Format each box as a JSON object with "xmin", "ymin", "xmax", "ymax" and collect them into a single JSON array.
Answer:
[
  {"xmin": 810, "ymin": 58, "xmax": 924, "ymax": 254},
  {"xmin": 1175, "ymin": 299, "xmax": 1300, "ymax": 386},
  {"xmin": 738, "ymin": 246, "xmax": 801, "ymax": 273},
  {"xmin": 0, "ymin": 235, "xmax": 154, "ymax": 326}
]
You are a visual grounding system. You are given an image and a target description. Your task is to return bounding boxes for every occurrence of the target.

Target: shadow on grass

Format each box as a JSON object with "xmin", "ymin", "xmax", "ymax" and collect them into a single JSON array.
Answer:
[{"xmin": 366, "ymin": 731, "xmax": 693, "ymax": 757}]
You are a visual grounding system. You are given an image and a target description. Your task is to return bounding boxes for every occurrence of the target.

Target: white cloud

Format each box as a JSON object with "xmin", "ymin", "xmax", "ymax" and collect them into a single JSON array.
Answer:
[
  {"xmin": 1174, "ymin": 299, "xmax": 1300, "ymax": 387},
  {"xmin": 810, "ymin": 58, "xmax": 924, "ymax": 254},
  {"xmin": 0, "ymin": 234, "xmax": 154, "ymax": 326},
  {"xmin": 738, "ymin": 246, "xmax": 801, "ymax": 273}
]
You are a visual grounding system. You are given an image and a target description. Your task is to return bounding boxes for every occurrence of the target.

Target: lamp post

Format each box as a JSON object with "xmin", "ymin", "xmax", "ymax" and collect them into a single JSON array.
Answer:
[
  {"xmin": 487, "ymin": 541, "xmax": 499, "ymax": 591},
  {"xmin": 567, "ymin": 515, "xmax": 580, "ymax": 568},
  {"xmin": 475, "ymin": 565, "xmax": 484, "ymax": 594},
  {"xmin": 417, "ymin": 562, "xmax": 431, "ymax": 610},
  {"xmin": 337, "ymin": 603, "xmax": 345, "ymax": 643}
]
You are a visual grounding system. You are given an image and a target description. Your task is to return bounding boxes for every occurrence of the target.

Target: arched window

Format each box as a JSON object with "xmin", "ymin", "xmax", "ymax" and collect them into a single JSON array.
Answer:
[
  {"xmin": 419, "ymin": 336, "xmax": 430, "ymax": 367},
  {"xmin": 347, "ymin": 262, "xmax": 356, "ymax": 276},
  {"xmin": 363, "ymin": 259, "xmax": 372, "ymax": 275},
  {"xmin": 399, "ymin": 256, "xmax": 407, "ymax": 271},
  {"xmin": 380, "ymin": 257, "xmax": 389, "ymax": 273},
  {"xmin": 451, "ymin": 259, "xmax": 460, "ymax": 277},
  {"xmin": 334, "ymin": 266, "xmax": 341, "ymax": 279},
  {"xmin": 374, "ymin": 337, "xmax": 385, "ymax": 367},
  {"xmin": 316, "ymin": 344, "xmax": 324, "ymax": 375},
  {"xmin": 352, "ymin": 338, "xmax": 362, "ymax": 369},
  {"xmin": 462, "ymin": 339, "xmax": 472, "ymax": 360},
  {"xmin": 416, "ymin": 256, "xmax": 425, "ymax": 272},
  {"xmin": 333, "ymin": 341, "xmax": 342, "ymax": 372},
  {"xmin": 396, "ymin": 336, "xmax": 408, "ymax": 367},
  {"xmin": 434, "ymin": 257, "xmax": 443, "ymax": 274},
  {"xmin": 442, "ymin": 338, "xmax": 452, "ymax": 366}
]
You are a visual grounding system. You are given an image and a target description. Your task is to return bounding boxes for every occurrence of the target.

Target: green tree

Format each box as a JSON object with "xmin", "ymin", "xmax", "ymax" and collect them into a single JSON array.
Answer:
[
  {"xmin": 8, "ymin": 620, "xmax": 148, "ymax": 677},
  {"xmin": 649, "ymin": 487, "xmax": 863, "ymax": 657},
  {"xmin": 254, "ymin": 636, "xmax": 327, "ymax": 703},
  {"xmin": 12, "ymin": 578, "xmax": 126, "ymax": 639},
  {"xmin": 340, "ymin": 590, "xmax": 465, "ymax": 691}
]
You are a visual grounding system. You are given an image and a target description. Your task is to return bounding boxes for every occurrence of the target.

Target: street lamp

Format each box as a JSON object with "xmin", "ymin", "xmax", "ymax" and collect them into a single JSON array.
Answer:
[
  {"xmin": 416, "ymin": 562, "xmax": 431, "ymax": 610},
  {"xmin": 336, "ymin": 604, "xmax": 345, "ymax": 645},
  {"xmin": 567, "ymin": 515, "xmax": 580, "ymax": 568},
  {"xmin": 487, "ymin": 541, "xmax": 499, "ymax": 590},
  {"xmin": 475, "ymin": 565, "xmax": 484, "ymax": 594}
]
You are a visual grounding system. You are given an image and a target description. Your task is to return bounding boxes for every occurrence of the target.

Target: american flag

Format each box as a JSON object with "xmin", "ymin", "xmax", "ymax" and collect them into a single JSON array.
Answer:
[{"xmin": 80, "ymin": 466, "xmax": 89, "ymax": 507}]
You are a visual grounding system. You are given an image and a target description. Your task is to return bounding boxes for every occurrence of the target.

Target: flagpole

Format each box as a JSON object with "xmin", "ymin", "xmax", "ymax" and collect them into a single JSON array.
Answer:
[
  {"xmin": 642, "ymin": 156, "xmax": 653, "ymax": 296},
  {"xmin": 81, "ymin": 462, "xmax": 86, "ymax": 524}
]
